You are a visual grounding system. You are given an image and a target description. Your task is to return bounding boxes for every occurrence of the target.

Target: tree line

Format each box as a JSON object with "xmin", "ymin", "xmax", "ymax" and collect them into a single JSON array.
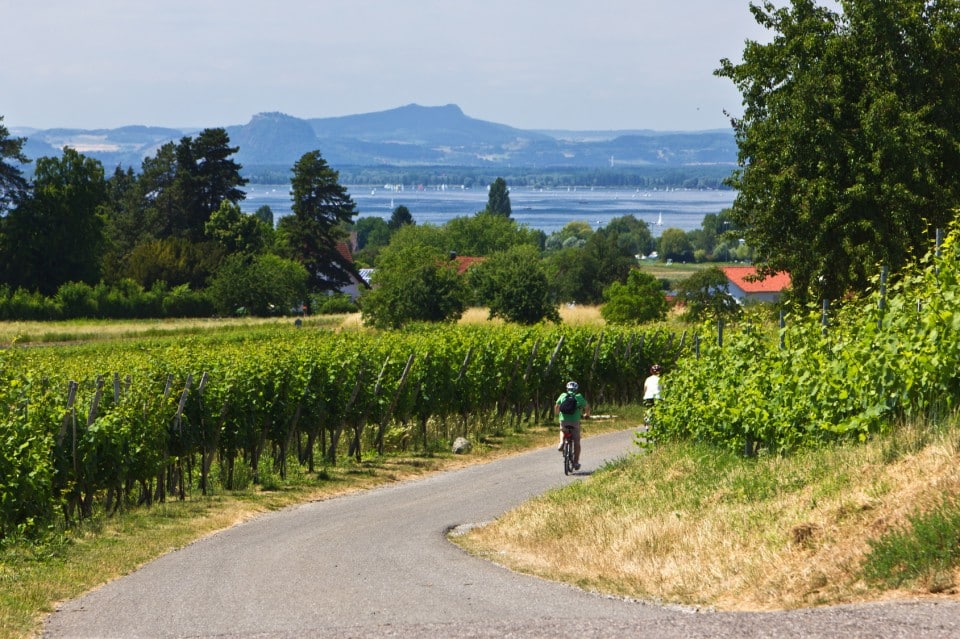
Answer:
[
  {"xmin": 0, "ymin": 117, "xmax": 744, "ymax": 324},
  {"xmin": 0, "ymin": 121, "xmax": 367, "ymax": 319},
  {"xmin": 245, "ymin": 164, "xmax": 737, "ymax": 191}
]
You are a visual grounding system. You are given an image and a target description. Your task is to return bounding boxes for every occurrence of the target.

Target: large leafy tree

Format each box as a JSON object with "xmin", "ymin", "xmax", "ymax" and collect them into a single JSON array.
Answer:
[
  {"xmin": 600, "ymin": 269, "xmax": 668, "ymax": 325},
  {"xmin": 605, "ymin": 214, "xmax": 656, "ymax": 258},
  {"xmin": 124, "ymin": 237, "xmax": 224, "ymax": 289},
  {"xmin": 0, "ymin": 116, "xmax": 29, "ymax": 214},
  {"xmin": 658, "ymin": 227, "xmax": 694, "ymax": 262},
  {"xmin": 717, "ymin": 0, "xmax": 960, "ymax": 304},
  {"xmin": 207, "ymin": 253, "xmax": 307, "ymax": 316},
  {"xmin": 2, "ymin": 148, "xmax": 107, "ymax": 294},
  {"xmin": 468, "ymin": 245, "xmax": 560, "ymax": 325},
  {"xmin": 360, "ymin": 244, "xmax": 466, "ymax": 328},
  {"xmin": 204, "ymin": 201, "xmax": 269, "ymax": 256},
  {"xmin": 280, "ymin": 150, "xmax": 360, "ymax": 292},
  {"xmin": 444, "ymin": 212, "xmax": 542, "ymax": 256},
  {"xmin": 582, "ymin": 229, "xmax": 636, "ymax": 302}
]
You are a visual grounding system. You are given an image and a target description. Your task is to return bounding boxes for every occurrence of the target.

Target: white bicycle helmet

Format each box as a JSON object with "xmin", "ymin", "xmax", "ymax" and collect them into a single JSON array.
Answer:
[{"xmin": 566, "ymin": 381, "xmax": 579, "ymax": 393}]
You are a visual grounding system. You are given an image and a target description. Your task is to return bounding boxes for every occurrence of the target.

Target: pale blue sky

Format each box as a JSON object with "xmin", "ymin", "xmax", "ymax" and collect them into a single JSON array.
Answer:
[{"xmin": 2, "ymin": 0, "xmax": 773, "ymax": 132}]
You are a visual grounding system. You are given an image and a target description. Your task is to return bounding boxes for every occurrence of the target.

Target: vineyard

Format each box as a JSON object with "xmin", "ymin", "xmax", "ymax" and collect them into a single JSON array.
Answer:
[
  {"xmin": 0, "ymin": 322, "xmax": 683, "ymax": 540},
  {"xmin": 653, "ymin": 222, "xmax": 960, "ymax": 455}
]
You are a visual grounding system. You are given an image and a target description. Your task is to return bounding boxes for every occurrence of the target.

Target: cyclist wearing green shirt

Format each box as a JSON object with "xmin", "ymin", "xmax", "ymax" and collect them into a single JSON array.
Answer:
[{"xmin": 555, "ymin": 380, "xmax": 589, "ymax": 470}]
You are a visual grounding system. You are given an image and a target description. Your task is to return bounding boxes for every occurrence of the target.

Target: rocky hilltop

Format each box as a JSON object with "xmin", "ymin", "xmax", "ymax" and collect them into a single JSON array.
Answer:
[{"xmin": 13, "ymin": 103, "xmax": 737, "ymax": 172}]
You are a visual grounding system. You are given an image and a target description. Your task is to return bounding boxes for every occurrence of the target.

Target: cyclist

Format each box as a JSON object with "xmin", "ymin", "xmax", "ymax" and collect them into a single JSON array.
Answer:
[
  {"xmin": 642, "ymin": 364, "xmax": 662, "ymax": 429},
  {"xmin": 556, "ymin": 380, "xmax": 589, "ymax": 470},
  {"xmin": 643, "ymin": 364, "xmax": 662, "ymax": 406}
]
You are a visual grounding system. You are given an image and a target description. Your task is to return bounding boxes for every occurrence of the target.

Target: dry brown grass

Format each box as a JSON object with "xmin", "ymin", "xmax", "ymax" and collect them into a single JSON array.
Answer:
[
  {"xmin": 0, "ymin": 315, "xmax": 355, "ymax": 345},
  {"xmin": 453, "ymin": 423, "xmax": 960, "ymax": 611},
  {"xmin": 455, "ymin": 305, "xmax": 605, "ymax": 326}
]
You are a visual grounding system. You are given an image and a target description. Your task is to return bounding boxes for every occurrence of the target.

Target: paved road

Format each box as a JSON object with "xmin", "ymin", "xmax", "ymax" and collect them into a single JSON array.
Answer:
[{"xmin": 44, "ymin": 429, "xmax": 960, "ymax": 638}]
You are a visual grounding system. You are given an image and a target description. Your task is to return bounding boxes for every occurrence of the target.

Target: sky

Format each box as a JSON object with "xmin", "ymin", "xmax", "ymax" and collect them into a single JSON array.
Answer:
[{"xmin": 2, "ymin": 0, "xmax": 773, "ymax": 133}]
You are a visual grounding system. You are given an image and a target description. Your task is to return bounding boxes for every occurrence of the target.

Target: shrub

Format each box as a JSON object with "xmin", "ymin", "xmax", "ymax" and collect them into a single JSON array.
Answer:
[
  {"xmin": 55, "ymin": 282, "xmax": 99, "ymax": 319},
  {"xmin": 314, "ymin": 293, "xmax": 358, "ymax": 315}
]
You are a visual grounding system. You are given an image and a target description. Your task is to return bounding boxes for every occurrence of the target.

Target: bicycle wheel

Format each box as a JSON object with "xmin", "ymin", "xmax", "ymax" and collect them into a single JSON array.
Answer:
[{"xmin": 563, "ymin": 438, "xmax": 575, "ymax": 475}]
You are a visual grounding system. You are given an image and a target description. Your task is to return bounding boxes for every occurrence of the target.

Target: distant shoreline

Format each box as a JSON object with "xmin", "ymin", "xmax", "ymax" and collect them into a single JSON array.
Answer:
[{"xmin": 243, "ymin": 185, "xmax": 736, "ymax": 236}]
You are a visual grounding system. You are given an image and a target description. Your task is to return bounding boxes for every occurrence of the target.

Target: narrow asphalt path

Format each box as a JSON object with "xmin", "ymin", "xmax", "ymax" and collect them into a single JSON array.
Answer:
[{"xmin": 44, "ymin": 429, "xmax": 960, "ymax": 638}]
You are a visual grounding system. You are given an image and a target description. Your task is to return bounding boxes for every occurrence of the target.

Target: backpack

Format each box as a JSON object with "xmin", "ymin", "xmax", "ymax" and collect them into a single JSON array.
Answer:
[{"xmin": 559, "ymin": 392, "xmax": 579, "ymax": 415}]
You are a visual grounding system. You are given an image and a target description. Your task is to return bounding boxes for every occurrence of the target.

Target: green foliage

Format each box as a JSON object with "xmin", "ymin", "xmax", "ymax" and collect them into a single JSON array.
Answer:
[
  {"xmin": 600, "ymin": 269, "xmax": 667, "ymax": 325},
  {"xmin": 0, "ymin": 115, "xmax": 29, "ymax": 214},
  {"xmin": 580, "ymin": 230, "xmax": 637, "ymax": 303},
  {"xmin": 545, "ymin": 220, "xmax": 593, "ymax": 251},
  {"xmin": 0, "ymin": 368, "xmax": 58, "ymax": 539},
  {"xmin": 650, "ymin": 221, "xmax": 960, "ymax": 454},
  {"xmin": 485, "ymin": 177, "xmax": 512, "ymax": 217},
  {"xmin": 658, "ymin": 227, "xmax": 694, "ymax": 263},
  {"xmin": 253, "ymin": 205, "xmax": 274, "ymax": 227},
  {"xmin": 204, "ymin": 201, "xmax": 268, "ymax": 256},
  {"xmin": 468, "ymin": 245, "xmax": 560, "ymax": 325},
  {"xmin": 353, "ymin": 216, "xmax": 391, "ymax": 250},
  {"xmin": 543, "ymin": 246, "xmax": 589, "ymax": 303},
  {"xmin": 717, "ymin": 1, "xmax": 960, "ymax": 303},
  {"xmin": 676, "ymin": 266, "xmax": 742, "ymax": 322},
  {"xmin": 443, "ymin": 212, "xmax": 542, "ymax": 256},
  {"xmin": 1, "ymin": 148, "xmax": 107, "ymax": 295},
  {"xmin": 0, "ymin": 321, "xmax": 681, "ymax": 540},
  {"xmin": 280, "ymin": 150, "xmax": 359, "ymax": 292},
  {"xmin": 863, "ymin": 497, "xmax": 960, "ymax": 589},
  {"xmin": 55, "ymin": 282, "xmax": 99, "ymax": 319},
  {"xmin": 207, "ymin": 253, "xmax": 308, "ymax": 316},
  {"xmin": 161, "ymin": 284, "xmax": 214, "ymax": 318},
  {"xmin": 166, "ymin": 129, "xmax": 248, "ymax": 242},
  {"xmin": 124, "ymin": 237, "xmax": 225, "ymax": 290},
  {"xmin": 313, "ymin": 292, "xmax": 358, "ymax": 315},
  {"xmin": 388, "ymin": 204, "xmax": 414, "ymax": 230},
  {"xmin": 604, "ymin": 214, "xmax": 656, "ymax": 258},
  {"xmin": 360, "ymin": 245, "xmax": 466, "ymax": 328}
]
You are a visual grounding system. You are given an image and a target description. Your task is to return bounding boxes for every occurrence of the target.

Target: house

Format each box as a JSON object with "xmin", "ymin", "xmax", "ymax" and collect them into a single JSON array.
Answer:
[
  {"xmin": 721, "ymin": 266, "xmax": 791, "ymax": 304},
  {"xmin": 451, "ymin": 255, "xmax": 485, "ymax": 275},
  {"xmin": 334, "ymin": 241, "xmax": 370, "ymax": 301}
]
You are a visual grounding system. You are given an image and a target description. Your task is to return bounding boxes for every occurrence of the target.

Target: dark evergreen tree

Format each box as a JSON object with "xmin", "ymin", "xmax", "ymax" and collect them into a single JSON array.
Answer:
[
  {"xmin": 280, "ymin": 150, "xmax": 361, "ymax": 292},
  {"xmin": 388, "ymin": 204, "xmax": 414, "ymax": 230},
  {"xmin": 485, "ymin": 177, "xmax": 512, "ymax": 217},
  {"xmin": 0, "ymin": 116, "xmax": 29, "ymax": 215}
]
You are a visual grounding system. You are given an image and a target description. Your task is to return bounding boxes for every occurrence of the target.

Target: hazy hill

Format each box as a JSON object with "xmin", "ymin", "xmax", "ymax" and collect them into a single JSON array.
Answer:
[{"xmin": 11, "ymin": 104, "xmax": 737, "ymax": 174}]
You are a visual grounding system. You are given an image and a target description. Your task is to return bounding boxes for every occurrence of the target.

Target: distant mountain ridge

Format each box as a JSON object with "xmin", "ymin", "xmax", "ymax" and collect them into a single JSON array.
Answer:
[{"xmin": 12, "ymin": 104, "xmax": 738, "ymax": 174}]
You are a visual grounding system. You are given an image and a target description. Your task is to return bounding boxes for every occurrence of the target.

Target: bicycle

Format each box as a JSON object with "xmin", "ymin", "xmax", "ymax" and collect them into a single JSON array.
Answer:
[{"xmin": 561, "ymin": 425, "xmax": 577, "ymax": 475}]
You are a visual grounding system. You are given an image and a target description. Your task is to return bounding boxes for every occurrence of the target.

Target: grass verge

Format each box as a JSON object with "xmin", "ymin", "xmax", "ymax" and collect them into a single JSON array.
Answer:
[
  {"xmin": 452, "ymin": 416, "xmax": 960, "ymax": 611},
  {"xmin": 1, "ymin": 414, "xmax": 628, "ymax": 639}
]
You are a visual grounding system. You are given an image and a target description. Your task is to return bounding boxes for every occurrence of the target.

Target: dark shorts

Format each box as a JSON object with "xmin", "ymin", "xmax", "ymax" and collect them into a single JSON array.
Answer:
[{"xmin": 560, "ymin": 421, "xmax": 581, "ymax": 440}]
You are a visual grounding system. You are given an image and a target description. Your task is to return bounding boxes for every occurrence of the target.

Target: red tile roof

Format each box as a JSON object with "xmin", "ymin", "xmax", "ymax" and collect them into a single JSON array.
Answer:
[
  {"xmin": 335, "ymin": 241, "xmax": 354, "ymax": 263},
  {"xmin": 721, "ymin": 266, "xmax": 791, "ymax": 293},
  {"xmin": 452, "ymin": 256, "xmax": 485, "ymax": 275}
]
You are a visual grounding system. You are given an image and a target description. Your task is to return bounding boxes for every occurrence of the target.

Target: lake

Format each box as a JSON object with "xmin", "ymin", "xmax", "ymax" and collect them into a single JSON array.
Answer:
[{"xmin": 241, "ymin": 185, "xmax": 737, "ymax": 236}]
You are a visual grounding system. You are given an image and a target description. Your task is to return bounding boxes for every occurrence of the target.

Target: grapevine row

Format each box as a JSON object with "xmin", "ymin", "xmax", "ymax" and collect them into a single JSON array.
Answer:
[
  {"xmin": 652, "ymin": 221, "xmax": 960, "ymax": 454},
  {"xmin": 0, "ymin": 323, "xmax": 683, "ymax": 539}
]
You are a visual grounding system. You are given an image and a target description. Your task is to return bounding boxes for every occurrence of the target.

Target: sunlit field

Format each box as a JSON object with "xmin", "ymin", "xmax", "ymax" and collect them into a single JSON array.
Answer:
[{"xmin": 0, "ymin": 315, "xmax": 348, "ymax": 345}]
